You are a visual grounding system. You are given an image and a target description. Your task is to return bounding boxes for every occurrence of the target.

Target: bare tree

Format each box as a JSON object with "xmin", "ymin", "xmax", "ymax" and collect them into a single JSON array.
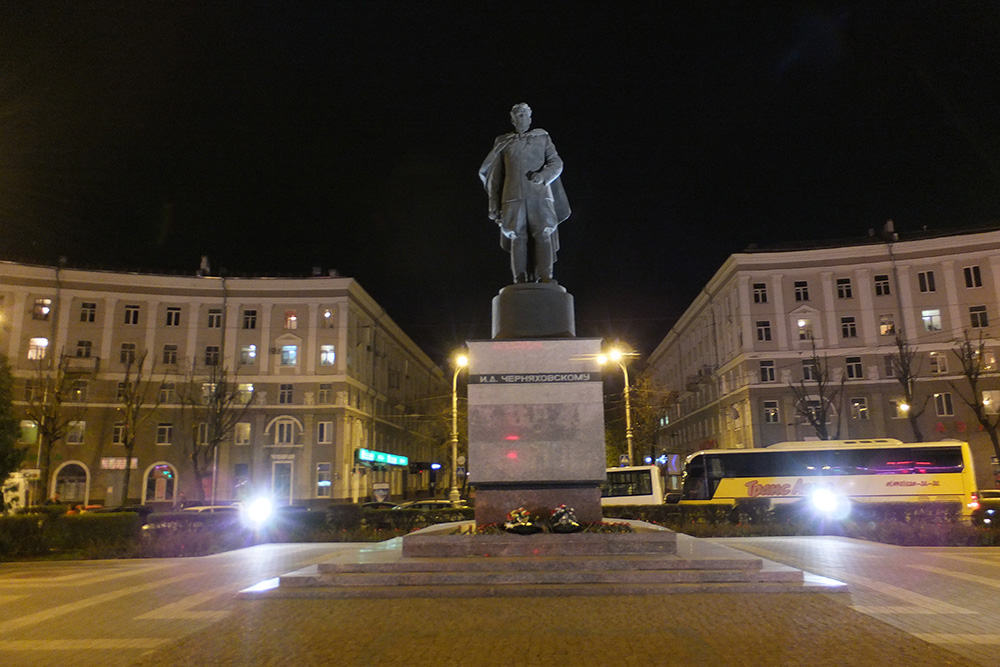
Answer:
[
  {"xmin": 177, "ymin": 363, "xmax": 255, "ymax": 503},
  {"xmin": 0, "ymin": 355, "xmax": 26, "ymax": 509},
  {"xmin": 949, "ymin": 330, "xmax": 1000, "ymax": 462},
  {"xmin": 789, "ymin": 340, "xmax": 846, "ymax": 441},
  {"xmin": 23, "ymin": 354, "xmax": 85, "ymax": 502},
  {"xmin": 888, "ymin": 334, "xmax": 929, "ymax": 442},
  {"xmin": 630, "ymin": 373, "xmax": 674, "ymax": 462},
  {"xmin": 115, "ymin": 351, "xmax": 161, "ymax": 504}
]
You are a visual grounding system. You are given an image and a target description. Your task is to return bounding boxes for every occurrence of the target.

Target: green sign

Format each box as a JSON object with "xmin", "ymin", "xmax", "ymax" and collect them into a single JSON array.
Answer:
[{"xmin": 357, "ymin": 448, "xmax": 409, "ymax": 467}]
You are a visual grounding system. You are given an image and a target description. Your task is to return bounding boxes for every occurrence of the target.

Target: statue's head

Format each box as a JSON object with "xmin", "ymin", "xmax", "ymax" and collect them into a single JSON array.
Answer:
[{"xmin": 510, "ymin": 103, "xmax": 532, "ymax": 133}]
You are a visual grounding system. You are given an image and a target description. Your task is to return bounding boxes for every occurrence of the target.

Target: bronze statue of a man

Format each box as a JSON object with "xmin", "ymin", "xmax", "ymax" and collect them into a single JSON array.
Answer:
[{"xmin": 479, "ymin": 103, "xmax": 570, "ymax": 283}]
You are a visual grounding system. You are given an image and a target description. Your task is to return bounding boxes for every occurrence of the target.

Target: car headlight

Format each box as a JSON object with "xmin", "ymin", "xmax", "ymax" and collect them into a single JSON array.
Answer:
[{"xmin": 809, "ymin": 488, "xmax": 851, "ymax": 520}]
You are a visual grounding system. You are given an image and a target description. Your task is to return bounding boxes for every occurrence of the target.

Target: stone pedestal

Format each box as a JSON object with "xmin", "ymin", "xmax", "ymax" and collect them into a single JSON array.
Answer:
[
  {"xmin": 467, "ymin": 337, "xmax": 605, "ymax": 525},
  {"xmin": 492, "ymin": 283, "xmax": 575, "ymax": 339}
]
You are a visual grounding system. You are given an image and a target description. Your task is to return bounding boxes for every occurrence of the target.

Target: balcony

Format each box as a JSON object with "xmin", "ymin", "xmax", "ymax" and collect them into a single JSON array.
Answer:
[{"xmin": 65, "ymin": 356, "xmax": 100, "ymax": 373}]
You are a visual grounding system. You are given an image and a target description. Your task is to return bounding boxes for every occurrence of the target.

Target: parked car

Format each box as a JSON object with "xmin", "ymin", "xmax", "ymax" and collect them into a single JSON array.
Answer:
[
  {"xmin": 392, "ymin": 499, "xmax": 468, "ymax": 511},
  {"xmin": 361, "ymin": 501, "xmax": 397, "ymax": 510},
  {"xmin": 182, "ymin": 505, "xmax": 241, "ymax": 514},
  {"xmin": 971, "ymin": 490, "xmax": 1000, "ymax": 526}
]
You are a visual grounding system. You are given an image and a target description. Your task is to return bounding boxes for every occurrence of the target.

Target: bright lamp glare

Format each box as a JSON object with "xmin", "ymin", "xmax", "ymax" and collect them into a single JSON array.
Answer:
[
  {"xmin": 246, "ymin": 497, "xmax": 273, "ymax": 525},
  {"xmin": 809, "ymin": 488, "xmax": 850, "ymax": 519}
]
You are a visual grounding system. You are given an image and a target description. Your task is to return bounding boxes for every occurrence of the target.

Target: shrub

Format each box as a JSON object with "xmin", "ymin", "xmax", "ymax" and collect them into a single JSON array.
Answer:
[
  {"xmin": 0, "ymin": 514, "xmax": 47, "ymax": 559},
  {"xmin": 327, "ymin": 503, "xmax": 362, "ymax": 531},
  {"xmin": 362, "ymin": 507, "xmax": 475, "ymax": 534},
  {"xmin": 44, "ymin": 513, "xmax": 144, "ymax": 553}
]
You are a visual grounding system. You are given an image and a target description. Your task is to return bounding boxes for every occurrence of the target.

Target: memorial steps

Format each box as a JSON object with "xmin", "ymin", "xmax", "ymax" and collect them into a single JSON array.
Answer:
[{"xmin": 241, "ymin": 521, "xmax": 847, "ymax": 599}]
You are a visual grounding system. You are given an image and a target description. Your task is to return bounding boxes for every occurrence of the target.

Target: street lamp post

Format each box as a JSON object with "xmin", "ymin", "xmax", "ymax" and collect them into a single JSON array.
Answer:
[
  {"xmin": 599, "ymin": 348, "xmax": 635, "ymax": 466},
  {"xmin": 449, "ymin": 353, "xmax": 468, "ymax": 504}
]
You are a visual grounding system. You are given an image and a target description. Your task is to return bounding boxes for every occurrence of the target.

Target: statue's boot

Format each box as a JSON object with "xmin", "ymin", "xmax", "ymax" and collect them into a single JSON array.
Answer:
[{"xmin": 511, "ymin": 235, "xmax": 529, "ymax": 283}]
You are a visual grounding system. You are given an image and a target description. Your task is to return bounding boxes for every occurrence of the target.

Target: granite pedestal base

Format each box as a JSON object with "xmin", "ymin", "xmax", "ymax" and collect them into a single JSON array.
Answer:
[
  {"xmin": 467, "ymin": 338, "xmax": 605, "ymax": 527},
  {"xmin": 492, "ymin": 282, "xmax": 575, "ymax": 339},
  {"xmin": 474, "ymin": 484, "xmax": 602, "ymax": 526}
]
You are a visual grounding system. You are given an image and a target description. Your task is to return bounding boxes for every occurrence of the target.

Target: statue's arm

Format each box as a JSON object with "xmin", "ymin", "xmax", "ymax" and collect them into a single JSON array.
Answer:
[{"xmin": 536, "ymin": 133, "xmax": 563, "ymax": 186}]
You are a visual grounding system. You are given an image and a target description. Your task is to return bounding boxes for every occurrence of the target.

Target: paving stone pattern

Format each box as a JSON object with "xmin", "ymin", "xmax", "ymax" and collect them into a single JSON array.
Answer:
[{"xmin": 134, "ymin": 594, "xmax": 974, "ymax": 667}]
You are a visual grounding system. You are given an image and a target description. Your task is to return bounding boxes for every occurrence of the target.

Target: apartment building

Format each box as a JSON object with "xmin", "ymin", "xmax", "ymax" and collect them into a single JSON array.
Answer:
[
  {"xmin": 0, "ymin": 261, "xmax": 446, "ymax": 507},
  {"xmin": 648, "ymin": 227, "xmax": 1000, "ymax": 488}
]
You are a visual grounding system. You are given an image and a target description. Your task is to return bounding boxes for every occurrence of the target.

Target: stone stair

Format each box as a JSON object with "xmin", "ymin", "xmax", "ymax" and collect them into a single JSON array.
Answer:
[{"xmin": 242, "ymin": 521, "xmax": 846, "ymax": 599}]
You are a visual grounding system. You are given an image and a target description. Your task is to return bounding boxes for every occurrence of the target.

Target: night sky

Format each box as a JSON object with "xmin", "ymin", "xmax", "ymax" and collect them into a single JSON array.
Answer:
[{"xmin": 2, "ymin": 3, "xmax": 999, "ymax": 364}]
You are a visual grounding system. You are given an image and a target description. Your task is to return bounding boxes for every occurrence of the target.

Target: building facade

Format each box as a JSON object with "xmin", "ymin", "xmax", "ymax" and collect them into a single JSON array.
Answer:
[
  {"xmin": 0, "ymin": 261, "xmax": 446, "ymax": 507},
  {"xmin": 648, "ymin": 228, "xmax": 1000, "ymax": 488}
]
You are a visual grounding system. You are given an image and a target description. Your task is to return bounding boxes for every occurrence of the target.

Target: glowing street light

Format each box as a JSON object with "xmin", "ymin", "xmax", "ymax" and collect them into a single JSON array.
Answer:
[
  {"xmin": 449, "ymin": 353, "xmax": 469, "ymax": 504},
  {"xmin": 598, "ymin": 347, "xmax": 636, "ymax": 466}
]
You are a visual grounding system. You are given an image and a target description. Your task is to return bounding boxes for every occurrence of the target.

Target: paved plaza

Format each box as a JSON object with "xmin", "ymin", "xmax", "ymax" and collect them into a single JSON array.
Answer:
[{"xmin": 1, "ymin": 537, "xmax": 998, "ymax": 666}]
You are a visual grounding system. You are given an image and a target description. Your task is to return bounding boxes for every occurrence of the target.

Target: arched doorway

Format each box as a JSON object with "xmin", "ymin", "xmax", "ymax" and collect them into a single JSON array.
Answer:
[
  {"xmin": 52, "ymin": 462, "xmax": 89, "ymax": 505},
  {"xmin": 143, "ymin": 462, "xmax": 178, "ymax": 504}
]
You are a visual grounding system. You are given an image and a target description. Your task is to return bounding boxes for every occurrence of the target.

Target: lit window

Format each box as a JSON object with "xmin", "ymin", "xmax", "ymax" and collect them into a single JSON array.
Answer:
[
  {"xmin": 874, "ymin": 274, "xmax": 891, "ymax": 297},
  {"xmin": 28, "ymin": 337, "xmax": 48, "ymax": 360},
  {"xmin": 752, "ymin": 283, "xmax": 767, "ymax": 304},
  {"xmin": 797, "ymin": 318, "xmax": 812, "ymax": 340},
  {"xmin": 759, "ymin": 360, "xmax": 775, "ymax": 383},
  {"xmin": 285, "ymin": 310, "xmax": 298, "ymax": 329},
  {"xmin": 929, "ymin": 351, "xmax": 948, "ymax": 374},
  {"xmin": 964, "ymin": 265, "xmax": 983, "ymax": 288},
  {"xmin": 76, "ymin": 340, "xmax": 93, "ymax": 358},
  {"xmin": 320, "ymin": 344, "xmax": 336, "ymax": 366},
  {"xmin": 205, "ymin": 345, "xmax": 220, "ymax": 366},
  {"xmin": 850, "ymin": 397, "xmax": 869, "ymax": 420},
  {"xmin": 201, "ymin": 382, "xmax": 217, "ymax": 404},
  {"xmin": 279, "ymin": 384, "xmax": 293, "ymax": 404},
  {"xmin": 846, "ymin": 356, "xmax": 863, "ymax": 379},
  {"xmin": 755, "ymin": 321, "xmax": 771, "ymax": 342},
  {"xmin": 120, "ymin": 342, "xmax": 136, "ymax": 365},
  {"xmin": 321, "ymin": 308, "xmax": 335, "ymax": 328},
  {"xmin": 281, "ymin": 345, "xmax": 297, "ymax": 366},
  {"xmin": 162, "ymin": 344, "xmax": 178, "ymax": 365},
  {"xmin": 984, "ymin": 391, "xmax": 1000, "ymax": 415},
  {"xmin": 762, "ymin": 400, "xmax": 780, "ymax": 424},
  {"xmin": 970, "ymin": 305, "xmax": 989, "ymax": 329},
  {"xmin": 19, "ymin": 420, "xmax": 38, "ymax": 443},
  {"xmin": 836, "ymin": 278, "xmax": 852, "ymax": 299},
  {"xmin": 80, "ymin": 302, "xmax": 97, "ymax": 322},
  {"xmin": 67, "ymin": 420, "xmax": 86, "ymax": 445},
  {"xmin": 316, "ymin": 462, "xmax": 332, "ymax": 497},
  {"xmin": 935, "ymin": 392, "xmax": 954, "ymax": 417},
  {"xmin": 243, "ymin": 309, "xmax": 257, "ymax": 330},
  {"xmin": 207, "ymin": 308, "xmax": 222, "ymax": 328},
  {"xmin": 840, "ymin": 317, "xmax": 857, "ymax": 338},
  {"xmin": 879, "ymin": 314, "xmax": 895, "ymax": 336},
  {"xmin": 238, "ymin": 383, "xmax": 254, "ymax": 404},
  {"xmin": 794, "ymin": 281, "xmax": 809, "ymax": 301},
  {"xmin": 33, "ymin": 298, "xmax": 52, "ymax": 320},
  {"xmin": 918, "ymin": 271, "xmax": 936, "ymax": 293},
  {"xmin": 235, "ymin": 422, "xmax": 251, "ymax": 445},
  {"xmin": 124, "ymin": 304, "xmax": 140, "ymax": 325},
  {"xmin": 921, "ymin": 309, "xmax": 942, "ymax": 331},
  {"xmin": 318, "ymin": 421, "xmax": 333, "ymax": 444},
  {"xmin": 165, "ymin": 307, "xmax": 181, "ymax": 327},
  {"xmin": 156, "ymin": 423, "xmax": 173, "ymax": 445},
  {"xmin": 70, "ymin": 379, "xmax": 88, "ymax": 402},
  {"xmin": 889, "ymin": 400, "xmax": 909, "ymax": 419},
  {"xmin": 241, "ymin": 344, "xmax": 257, "ymax": 366}
]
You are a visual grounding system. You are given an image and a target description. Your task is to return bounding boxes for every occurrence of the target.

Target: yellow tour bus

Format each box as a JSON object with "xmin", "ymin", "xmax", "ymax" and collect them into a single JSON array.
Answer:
[{"xmin": 679, "ymin": 439, "xmax": 979, "ymax": 519}]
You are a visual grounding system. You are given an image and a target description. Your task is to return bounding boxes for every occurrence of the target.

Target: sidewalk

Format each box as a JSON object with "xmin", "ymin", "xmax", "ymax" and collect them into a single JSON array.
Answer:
[{"xmin": 133, "ymin": 592, "xmax": 975, "ymax": 666}]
